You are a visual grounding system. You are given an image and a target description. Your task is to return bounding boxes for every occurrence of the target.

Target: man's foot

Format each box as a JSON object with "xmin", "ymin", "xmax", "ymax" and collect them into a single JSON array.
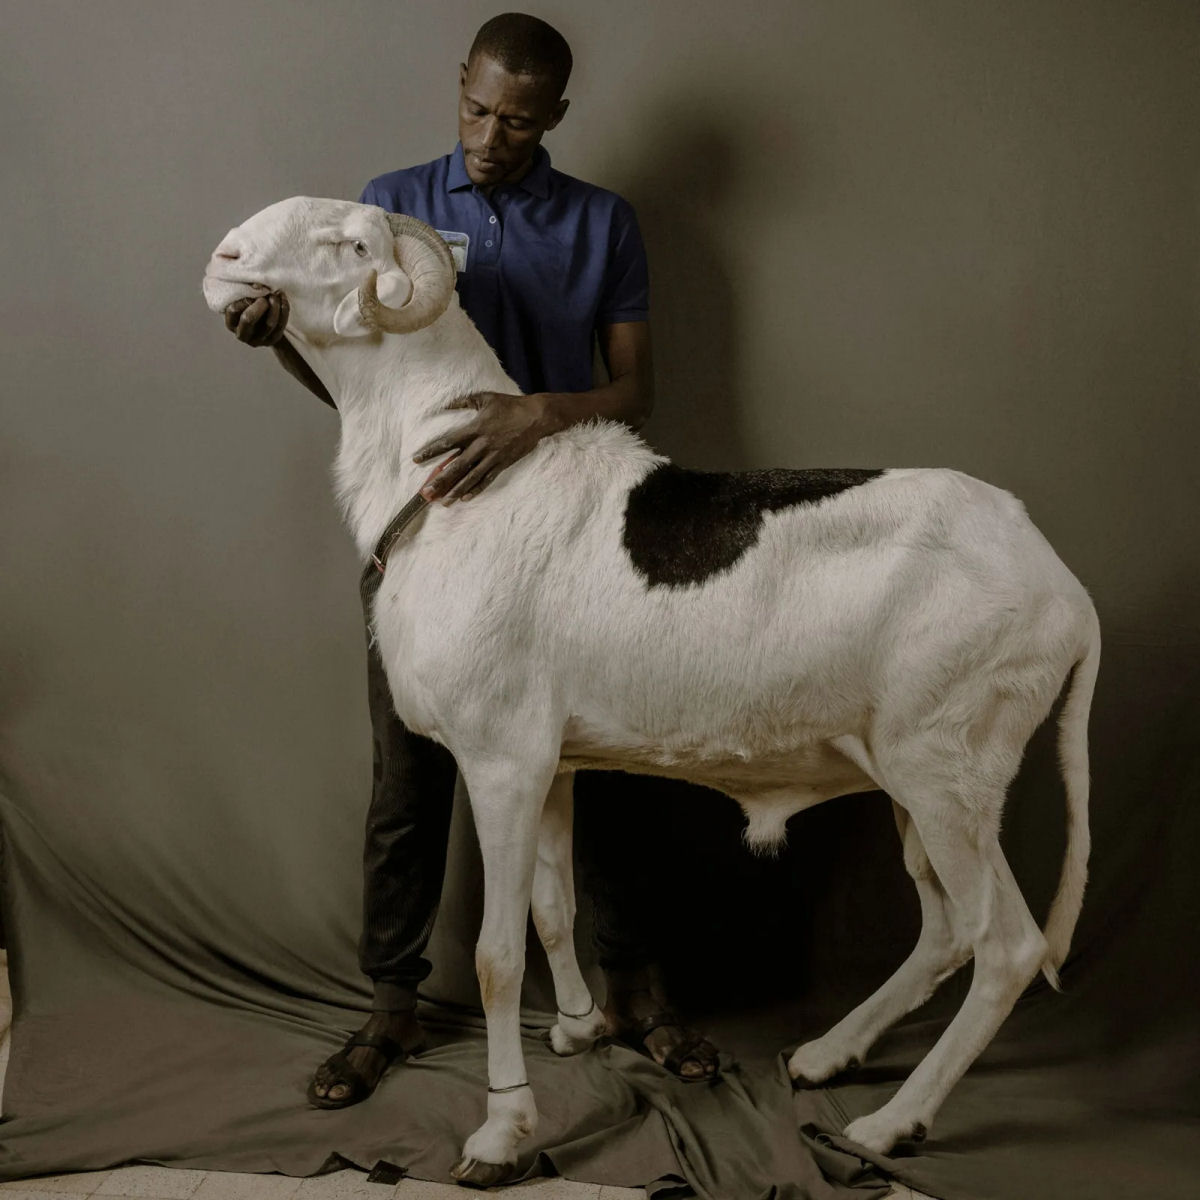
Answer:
[
  {"xmin": 606, "ymin": 982, "xmax": 720, "ymax": 1082},
  {"xmin": 307, "ymin": 1010, "xmax": 425, "ymax": 1108}
]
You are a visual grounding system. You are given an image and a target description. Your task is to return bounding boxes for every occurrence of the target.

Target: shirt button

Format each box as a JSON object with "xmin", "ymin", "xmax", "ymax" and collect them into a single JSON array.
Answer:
[
  {"xmin": 489, "ymin": 215, "xmax": 497, "ymax": 224},
  {"xmin": 485, "ymin": 239, "xmax": 493, "ymax": 247}
]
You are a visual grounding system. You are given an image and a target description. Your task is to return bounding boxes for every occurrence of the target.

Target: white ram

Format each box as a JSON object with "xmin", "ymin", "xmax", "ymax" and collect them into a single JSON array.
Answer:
[{"xmin": 203, "ymin": 197, "xmax": 1100, "ymax": 1186}]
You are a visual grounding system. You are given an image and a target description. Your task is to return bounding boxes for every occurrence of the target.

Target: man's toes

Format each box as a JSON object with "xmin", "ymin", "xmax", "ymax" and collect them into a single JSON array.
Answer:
[
  {"xmin": 326, "ymin": 1082, "xmax": 349, "ymax": 1101},
  {"xmin": 681, "ymin": 1054, "xmax": 718, "ymax": 1080}
]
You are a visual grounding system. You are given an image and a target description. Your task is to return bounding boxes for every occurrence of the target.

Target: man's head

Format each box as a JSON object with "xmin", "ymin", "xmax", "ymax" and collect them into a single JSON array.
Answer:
[{"xmin": 458, "ymin": 13, "xmax": 572, "ymax": 188}]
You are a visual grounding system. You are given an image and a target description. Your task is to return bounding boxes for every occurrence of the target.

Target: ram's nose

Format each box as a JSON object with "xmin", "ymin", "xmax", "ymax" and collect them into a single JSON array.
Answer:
[{"xmin": 208, "ymin": 233, "xmax": 244, "ymax": 268}]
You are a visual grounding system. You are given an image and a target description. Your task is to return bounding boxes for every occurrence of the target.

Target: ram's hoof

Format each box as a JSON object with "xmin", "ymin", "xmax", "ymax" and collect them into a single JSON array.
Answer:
[
  {"xmin": 450, "ymin": 1156, "xmax": 515, "ymax": 1189},
  {"xmin": 549, "ymin": 1022, "xmax": 592, "ymax": 1056},
  {"xmin": 787, "ymin": 1043, "xmax": 860, "ymax": 1088},
  {"xmin": 844, "ymin": 1109, "xmax": 931, "ymax": 1156}
]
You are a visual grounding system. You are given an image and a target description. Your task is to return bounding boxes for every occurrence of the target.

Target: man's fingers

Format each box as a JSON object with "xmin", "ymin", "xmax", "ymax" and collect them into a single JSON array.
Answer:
[
  {"xmin": 417, "ymin": 450, "xmax": 461, "ymax": 491},
  {"xmin": 422, "ymin": 438, "xmax": 489, "ymax": 500},
  {"xmin": 247, "ymin": 295, "xmax": 283, "ymax": 347},
  {"xmin": 461, "ymin": 460, "xmax": 505, "ymax": 501},
  {"xmin": 257, "ymin": 296, "xmax": 282, "ymax": 344},
  {"xmin": 223, "ymin": 293, "xmax": 289, "ymax": 345},
  {"xmin": 273, "ymin": 293, "xmax": 290, "ymax": 340},
  {"xmin": 414, "ymin": 423, "xmax": 479, "ymax": 463},
  {"xmin": 444, "ymin": 392, "xmax": 484, "ymax": 412},
  {"xmin": 446, "ymin": 451, "xmax": 503, "ymax": 501},
  {"xmin": 235, "ymin": 296, "xmax": 270, "ymax": 343},
  {"xmin": 224, "ymin": 297, "xmax": 253, "ymax": 332},
  {"xmin": 259, "ymin": 294, "xmax": 288, "ymax": 346}
]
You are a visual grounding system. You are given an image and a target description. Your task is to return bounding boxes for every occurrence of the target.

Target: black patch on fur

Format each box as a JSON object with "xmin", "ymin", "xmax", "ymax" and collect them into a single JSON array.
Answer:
[{"xmin": 622, "ymin": 464, "xmax": 885, "ymax": 588}]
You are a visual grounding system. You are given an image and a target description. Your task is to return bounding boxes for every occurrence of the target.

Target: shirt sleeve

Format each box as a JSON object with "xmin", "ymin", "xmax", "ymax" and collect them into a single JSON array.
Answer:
[
  {"xmin": 359, "ymin": 179, "xmax": 379, "ymax": 206},
  {"xmin": 596, "ymin": 197, "xmax": 650, "ymax": 325}
]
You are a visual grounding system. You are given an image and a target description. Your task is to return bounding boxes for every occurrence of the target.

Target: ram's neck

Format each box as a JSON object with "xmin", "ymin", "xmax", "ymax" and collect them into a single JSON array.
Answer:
[{"xmin": 292, "ymin": 304, "xmax": 519, "ymax": 559}]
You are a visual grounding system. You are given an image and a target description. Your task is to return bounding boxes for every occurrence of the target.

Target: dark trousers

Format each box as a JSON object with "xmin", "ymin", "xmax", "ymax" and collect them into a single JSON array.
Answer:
[
  {"xmin": 357, "ymin": 570, "xmax": 653, "ymax": 1008},
  {"xmin": 357, "ymin": 570, "xmax": 457, "ymax": 1010},
  {"xmin": 574, "ymin": 772, "xmax": 657, "ymax": 972}
]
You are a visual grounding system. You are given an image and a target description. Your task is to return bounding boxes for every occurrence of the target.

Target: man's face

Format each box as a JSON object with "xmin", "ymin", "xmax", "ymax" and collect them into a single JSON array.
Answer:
[{"xmin": 457, "ymin": 53, "xmax": 568, "ymax": 187}]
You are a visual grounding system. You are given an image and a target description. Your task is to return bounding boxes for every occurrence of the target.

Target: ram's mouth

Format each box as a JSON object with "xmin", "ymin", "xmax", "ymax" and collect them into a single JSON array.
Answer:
[
  {"xmin": 206, "ymin": 274, "xmax": 270, "ymax": 291},
  {"xmin": 201, "ymin": 273, "xmax": 271, "ymax": 313}
]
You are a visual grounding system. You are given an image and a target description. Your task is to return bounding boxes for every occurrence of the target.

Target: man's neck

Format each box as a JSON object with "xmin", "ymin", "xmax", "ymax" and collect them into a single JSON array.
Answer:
[{"xmin": 469, "ymin": 147, "xmax": 538, "ymax": 193}]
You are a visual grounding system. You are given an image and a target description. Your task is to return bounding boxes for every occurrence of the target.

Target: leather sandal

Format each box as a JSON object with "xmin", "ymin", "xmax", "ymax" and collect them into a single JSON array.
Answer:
[
  {"xmin": 615, "ymin": 1009, "xmax": 721, "ymax": 1082},
  {"xmin": 306, "ymin": 1029, "xmax": 421, "ymax": 1109}
]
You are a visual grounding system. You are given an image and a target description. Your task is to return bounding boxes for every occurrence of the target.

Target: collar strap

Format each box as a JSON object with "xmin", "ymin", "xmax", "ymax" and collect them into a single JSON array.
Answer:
[
  {"xmin": 370, "ymin": 491, "xmax": 430, "ymax": 574},
  {"xmin": 369, "ymin": 454, "xmax": 460, "ymax": 574}
]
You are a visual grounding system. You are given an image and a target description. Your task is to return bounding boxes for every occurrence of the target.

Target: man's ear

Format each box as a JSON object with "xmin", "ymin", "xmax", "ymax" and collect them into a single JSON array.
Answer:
[
  {"xmin": 546, "ymin": 97, "xmax": 569, "ymax": 131},
  {"xmin": 332, "ymin": 267, "xmax": 413, "ymax": 337}
]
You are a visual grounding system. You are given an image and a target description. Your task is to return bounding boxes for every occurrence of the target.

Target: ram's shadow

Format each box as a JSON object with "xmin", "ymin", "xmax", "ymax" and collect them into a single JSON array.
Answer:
[
  {"xmin": 613, "ymin": 108, "xmax": 751, "ymax": 471},
  {"xmin": 579, "ymin": 105, "xmax": 766, "ymax": 1022},
  {"xmin": 571, "ymin": 100, "xmax": 855, "ymax": 1026}
]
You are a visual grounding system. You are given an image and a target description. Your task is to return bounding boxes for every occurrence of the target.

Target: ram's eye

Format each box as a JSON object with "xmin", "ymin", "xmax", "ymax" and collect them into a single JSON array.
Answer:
[{"xmin": 353, "ymin": 240, "xmax": 368, "ymax": 258}]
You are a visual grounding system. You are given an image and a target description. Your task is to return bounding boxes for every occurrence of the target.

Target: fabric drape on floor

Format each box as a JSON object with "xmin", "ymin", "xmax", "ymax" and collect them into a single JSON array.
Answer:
[
  {"xmin": 0, "ymin": 772, "xmax": 893, "ymax": 1199},
  {"xmin": 1, "ymin": 636, "xmax": 1197, "ymax": 1198}
]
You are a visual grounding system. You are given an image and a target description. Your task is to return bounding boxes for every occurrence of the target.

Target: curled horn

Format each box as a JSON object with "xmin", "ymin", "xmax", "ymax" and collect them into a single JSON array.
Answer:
[{"xmin": 358, "ymin": 213, "xmax": 456, "ymax": 334}]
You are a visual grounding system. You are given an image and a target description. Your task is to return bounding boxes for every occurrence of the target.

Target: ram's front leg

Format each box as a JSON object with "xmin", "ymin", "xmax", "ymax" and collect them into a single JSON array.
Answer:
[{"xmin": 450, "ymin": 753, "xmax": 555, "ymax": 1189}]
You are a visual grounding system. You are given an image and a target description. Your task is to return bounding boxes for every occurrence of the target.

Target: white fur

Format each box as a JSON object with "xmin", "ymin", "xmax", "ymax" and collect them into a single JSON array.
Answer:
[{"xmin": 205, "ymin": 198, "xmax": 1101, "ymax": 1167}]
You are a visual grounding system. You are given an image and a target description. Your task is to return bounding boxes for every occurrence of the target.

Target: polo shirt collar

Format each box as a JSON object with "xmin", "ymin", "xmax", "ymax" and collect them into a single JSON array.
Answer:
[
  {"xmin": 446, "ymin": 143, "xmax": 552, "ymax": 198},
  {"xmin": 519, "ymin": 146, "xmax": 552, "ymax": 198},
  {"xmin": 447, "ymin": 143, "xmax": 473, "ymax": 191}
]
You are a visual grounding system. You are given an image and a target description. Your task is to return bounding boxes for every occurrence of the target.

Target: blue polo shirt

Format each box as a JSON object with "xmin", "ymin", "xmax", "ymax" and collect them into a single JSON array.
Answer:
[{"xmin": 360, "ymin": 144, "xmax": 649, "ymax": 395}]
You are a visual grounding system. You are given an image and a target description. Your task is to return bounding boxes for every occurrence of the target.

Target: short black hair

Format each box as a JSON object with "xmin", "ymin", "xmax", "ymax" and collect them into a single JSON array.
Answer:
[{"xmin": 468, "ymin": 12, "xmax": 573, "ymax": 97}]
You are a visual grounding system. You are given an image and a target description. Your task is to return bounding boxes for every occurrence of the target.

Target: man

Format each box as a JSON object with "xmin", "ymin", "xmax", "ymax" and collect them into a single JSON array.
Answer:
[{"xmin": 227, "ymin": 12, "xmax": 720, "ymax": 1106}]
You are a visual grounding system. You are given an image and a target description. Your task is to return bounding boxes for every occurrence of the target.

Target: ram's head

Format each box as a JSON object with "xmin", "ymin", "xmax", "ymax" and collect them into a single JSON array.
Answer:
[{"xmin": 202, "ymin": 197, "xmax": 456, "ymax": 342}]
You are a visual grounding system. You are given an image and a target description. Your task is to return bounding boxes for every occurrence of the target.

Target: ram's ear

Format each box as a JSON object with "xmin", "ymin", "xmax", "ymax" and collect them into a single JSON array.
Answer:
[{"xmin": 332, "ymin": 267, "xmax": 414, "ymax": 337}]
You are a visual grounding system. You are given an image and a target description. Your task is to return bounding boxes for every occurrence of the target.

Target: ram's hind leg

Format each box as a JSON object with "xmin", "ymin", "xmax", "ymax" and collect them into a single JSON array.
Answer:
[
  {"xmin": 789, "ymin": 802, "xmax": 971, "ymax": 1086},
  {"xmin": 842, "ymin": 782, "xmax": 1047, "ymax": 1155},
  {"xmin": 531, "ymin": 771, "xmax": 607, "ymax": 1055}
]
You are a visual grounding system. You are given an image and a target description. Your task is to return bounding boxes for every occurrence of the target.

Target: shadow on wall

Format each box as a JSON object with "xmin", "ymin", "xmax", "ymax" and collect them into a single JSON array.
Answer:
[
  {"xmin": 568, "ymin": 101, "xmax": 877, "ymax": 1023},
  {"xmin": 615, "ymin": 106, "xmax": 755, "ymax": 471}
]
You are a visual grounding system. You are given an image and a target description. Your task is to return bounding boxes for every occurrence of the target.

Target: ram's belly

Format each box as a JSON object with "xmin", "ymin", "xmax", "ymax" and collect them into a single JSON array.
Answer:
[{"xmin": 558, "ymin": 726, "xmax": 874, "ymax": 799}]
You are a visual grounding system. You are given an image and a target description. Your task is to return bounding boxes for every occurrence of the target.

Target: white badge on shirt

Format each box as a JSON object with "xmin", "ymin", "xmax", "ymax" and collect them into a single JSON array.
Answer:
[{"xmin": 437, "ymin": 230, "xmax": 469, "ymax": 273}]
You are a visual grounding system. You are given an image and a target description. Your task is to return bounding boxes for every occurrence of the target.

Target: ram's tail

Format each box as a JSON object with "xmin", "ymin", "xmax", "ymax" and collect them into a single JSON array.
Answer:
[{"xmin": 1041, "ymin": 608, "xmax": 1101, "ymax": 989}]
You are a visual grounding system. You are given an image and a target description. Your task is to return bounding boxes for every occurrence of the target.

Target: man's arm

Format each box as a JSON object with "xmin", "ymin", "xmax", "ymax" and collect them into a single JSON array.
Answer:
[
  {"xmin": 548, "ymin": 320, "xmax": 654, "ymax": 431},
  {"xmin": 225, "ymin": 293, "xmax": 337, "ymax": 410},
  {"xmin": 414, "ymin": 320, "xmax": 654, "ymax": 503}
]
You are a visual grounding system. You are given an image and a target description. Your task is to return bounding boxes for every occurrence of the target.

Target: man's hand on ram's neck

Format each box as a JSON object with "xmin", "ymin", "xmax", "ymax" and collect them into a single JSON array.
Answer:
[{"xmin": 287, "ymin": 300, "xmax": 521, "ymax": 519}]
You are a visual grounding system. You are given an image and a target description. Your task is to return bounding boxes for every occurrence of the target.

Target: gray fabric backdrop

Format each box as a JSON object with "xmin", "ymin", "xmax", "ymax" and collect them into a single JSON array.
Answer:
[{"xmin": 1, "ymin": 2, "xmax": 1197, "ymax": 1197}]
